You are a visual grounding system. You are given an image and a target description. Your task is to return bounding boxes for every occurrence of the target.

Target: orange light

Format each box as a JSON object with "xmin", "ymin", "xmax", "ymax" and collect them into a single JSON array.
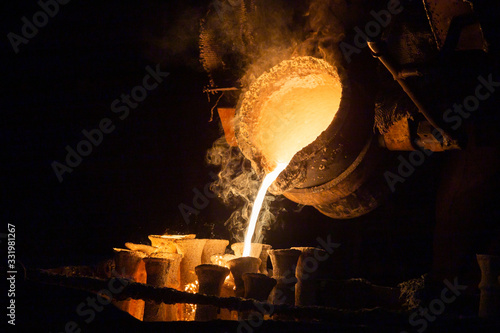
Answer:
[
  {"xmin": 243, "ymin": 163, "xmax": 287, "ymax": 257},
  {"xmin": 238, "ymin": 57, "xmax": 342, "ymax": 171}
]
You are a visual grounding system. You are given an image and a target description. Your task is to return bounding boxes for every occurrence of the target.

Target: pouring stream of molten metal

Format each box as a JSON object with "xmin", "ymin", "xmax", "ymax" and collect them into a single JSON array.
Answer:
[
  {"xmin": 242, "ymin": 162, "xmax": 288, "ymax": 257},
  {"xmin": 239, "ymin": 58, "xmax": 343, "ymax": 257}
]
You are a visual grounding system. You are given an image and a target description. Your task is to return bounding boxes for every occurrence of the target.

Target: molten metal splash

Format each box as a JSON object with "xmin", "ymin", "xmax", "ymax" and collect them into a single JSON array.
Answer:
[
  {"xmin": 242, "ymin": 163, "xmax": 288, "ymax": 257},
  {"xmin": 211, "ymin": 254, "xmax": 226, "ymax": 267}
]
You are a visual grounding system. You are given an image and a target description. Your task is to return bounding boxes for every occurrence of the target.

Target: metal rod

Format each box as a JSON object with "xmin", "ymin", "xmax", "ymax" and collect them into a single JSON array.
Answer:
[
  {"xmin": 203, "ymin": 87, "xmax": 239, "ymax": 94},
  {"xmin": 367, "ymin": 41, "xmax": 456, "ymax": 147}
]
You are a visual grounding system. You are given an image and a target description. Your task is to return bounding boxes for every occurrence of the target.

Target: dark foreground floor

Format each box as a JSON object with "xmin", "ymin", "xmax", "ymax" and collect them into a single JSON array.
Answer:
[{"xmin": 8, "ymin": 277, "xmax": 500, "ymax": 333}]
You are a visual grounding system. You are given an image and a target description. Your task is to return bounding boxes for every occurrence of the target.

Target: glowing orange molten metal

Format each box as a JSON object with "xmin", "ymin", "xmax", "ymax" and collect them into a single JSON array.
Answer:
[
  {"xmin": 237, "ymin": 57, "xmax": 342, "ymax": 171},
  {"xmin": 242, "ymin": 163, "xmax": 287, "ymax": 257},
  {"xmin": 240, "ymin": 57, "xmax": 343, "ymax": 256}
]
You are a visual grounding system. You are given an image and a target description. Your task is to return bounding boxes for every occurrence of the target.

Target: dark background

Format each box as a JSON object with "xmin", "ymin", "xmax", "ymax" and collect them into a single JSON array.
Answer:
[
  {"xmin": 2, "ymin": 0, "xmax": 441, "ymax": 291},
  {"xmin": 0, "ymin": 1, "xmax": 456, "ymax": 331}
]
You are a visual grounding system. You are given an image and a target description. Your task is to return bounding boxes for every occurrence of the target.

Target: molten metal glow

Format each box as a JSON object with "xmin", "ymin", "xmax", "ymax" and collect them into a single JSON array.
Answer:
[
  {"xmin": 255, "ymin": 72, "xmax": 341, "ymax": 166},
  {"xmin": 211, "ymin": 254, "xmax": 226, "ymax": 267},
  {"xmin": 242, "ymin": 163, "xmax": 288, "ymax": 257},
  {"xmin": 211, "ymin": 254, "xmax": 233, "ymax": 283},
  {"xmin": 239, "ymin": 58, "xmax": 342, "ymax": 258},
  {"xmin": 238, "ymin": 57, "xmax": 342, "ymax": 170},
  {"xmin": 183, "ymin": 280, "xmax": 199, "ymax": 321}
]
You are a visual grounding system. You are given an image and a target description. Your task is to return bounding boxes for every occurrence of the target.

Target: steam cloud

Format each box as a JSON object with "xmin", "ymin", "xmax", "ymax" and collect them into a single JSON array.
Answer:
[
  {"xmin": 206, "ymin": 136, "xmax": 284, "ymax": 243},
  {"xmin": 203, "ymin": 0, "xmax": 363, "ymax": 242}
]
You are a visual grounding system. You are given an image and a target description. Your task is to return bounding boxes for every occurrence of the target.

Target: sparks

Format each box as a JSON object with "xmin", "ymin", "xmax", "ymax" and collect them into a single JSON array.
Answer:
[{"xmin": 183, "ymin": 280, "xmax": 199, "ymax": 321}]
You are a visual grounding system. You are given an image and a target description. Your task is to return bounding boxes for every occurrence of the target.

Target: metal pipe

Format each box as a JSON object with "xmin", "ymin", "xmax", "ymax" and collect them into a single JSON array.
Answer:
[{"xmin": 367, "ymin": 40, "xmax": 456, "ymax": 148}]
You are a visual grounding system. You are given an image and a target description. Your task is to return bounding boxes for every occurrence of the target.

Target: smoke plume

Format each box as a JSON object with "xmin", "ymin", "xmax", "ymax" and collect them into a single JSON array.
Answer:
[
  {"xmin": 206, "ymin": 136, "xmax": 284, "ymax": 243},
  {"xmin": 203, "ymin": 0, "xmax": 366, "ymax": 242}
]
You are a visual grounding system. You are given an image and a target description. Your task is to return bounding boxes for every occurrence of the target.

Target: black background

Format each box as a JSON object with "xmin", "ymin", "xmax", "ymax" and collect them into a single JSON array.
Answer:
[{"xmin": 1, "ymin": 1, "xmax": 453, "ymax": 331}]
